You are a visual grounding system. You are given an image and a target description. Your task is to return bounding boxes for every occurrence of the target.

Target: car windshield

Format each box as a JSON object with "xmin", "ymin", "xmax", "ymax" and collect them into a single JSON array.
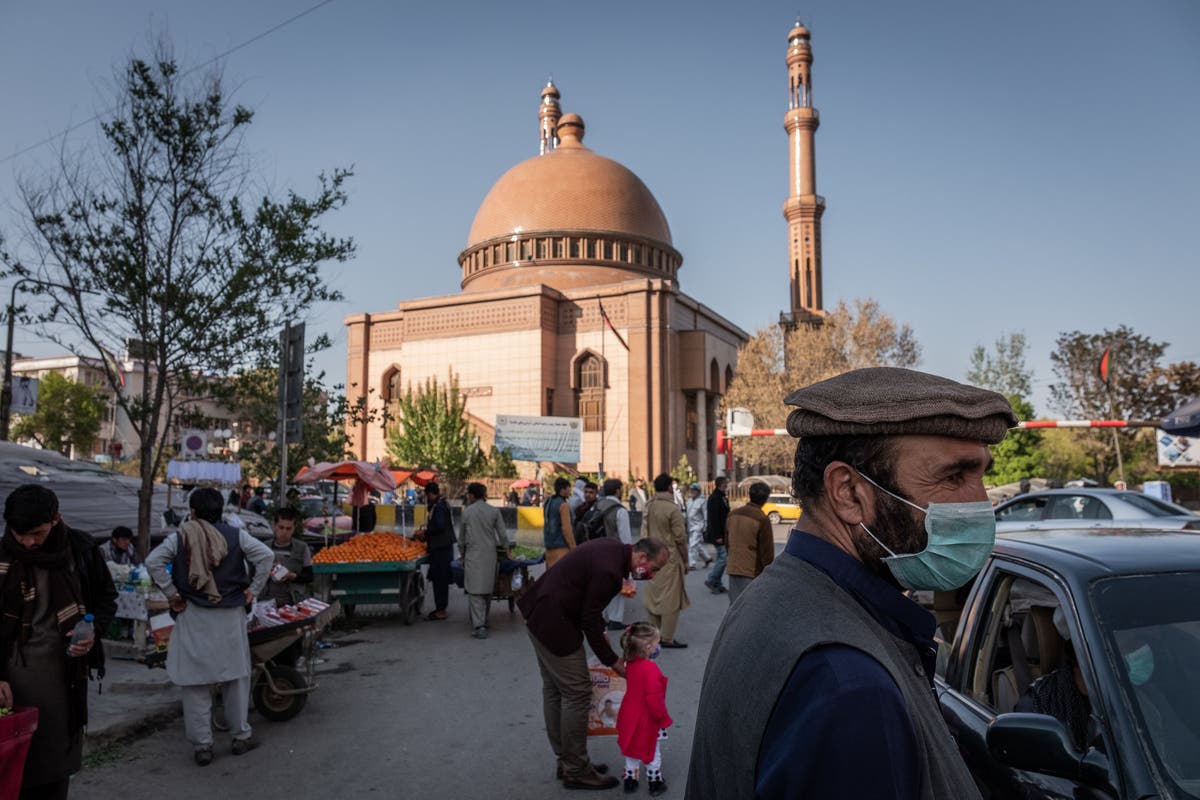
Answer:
[
  {"xmin": 1115, "ymin": 492, "xmax": 1192, "ymax": 517},
  {"xmin": 1091, "ymin": 572, "xmax": 1200, "ymax": 798},
  {"xmin": 298, "ymin": 497, "xmax": 327, "ymax": 516}
]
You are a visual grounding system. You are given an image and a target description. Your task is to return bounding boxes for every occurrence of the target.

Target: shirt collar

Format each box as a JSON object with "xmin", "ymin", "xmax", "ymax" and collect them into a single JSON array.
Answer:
[{"xmin": 785, "ymin": 530, "xmax": 935, "ymax": 653}]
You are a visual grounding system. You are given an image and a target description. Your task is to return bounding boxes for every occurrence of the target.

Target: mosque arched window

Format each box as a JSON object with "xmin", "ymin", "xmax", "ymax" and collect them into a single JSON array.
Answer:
[
  {"xmin": 576, "ymin": 354, "xmax": 605, "ymax": 433},
  {"xmin": 382, "ymin": 367, "xmax": 404, "ymax": 434}
]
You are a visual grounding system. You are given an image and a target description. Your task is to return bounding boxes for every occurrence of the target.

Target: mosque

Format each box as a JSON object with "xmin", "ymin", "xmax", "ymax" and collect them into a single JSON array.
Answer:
[{"xmin": 345, "ymin": 21, "xmax": 825, "ymax": 481}]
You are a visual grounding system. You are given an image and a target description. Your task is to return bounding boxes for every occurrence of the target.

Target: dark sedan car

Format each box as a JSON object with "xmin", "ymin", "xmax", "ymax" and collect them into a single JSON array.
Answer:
[{"xmin": 932, "ymin": 529, "xmax": 1200, "ymax": 799}]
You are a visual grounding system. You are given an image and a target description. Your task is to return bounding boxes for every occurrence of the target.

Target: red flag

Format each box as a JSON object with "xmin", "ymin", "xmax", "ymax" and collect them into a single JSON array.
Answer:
[
  {"xmin": 1098, "ymin": 346, "xmax": 1111, "ymax": 385},
  {"xmin": 598, "ymin": 300, "xmax": 629, "ymax": 352}
]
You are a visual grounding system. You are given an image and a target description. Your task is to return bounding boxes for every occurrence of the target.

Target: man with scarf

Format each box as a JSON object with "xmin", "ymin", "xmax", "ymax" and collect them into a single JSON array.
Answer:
[
  {"xmin": 145, "ymin": 488, "xmax": 273, "ymax": 766},
  {"xmin": 0, "ymin": 484, "xmax": 117, "ymax": 799}
]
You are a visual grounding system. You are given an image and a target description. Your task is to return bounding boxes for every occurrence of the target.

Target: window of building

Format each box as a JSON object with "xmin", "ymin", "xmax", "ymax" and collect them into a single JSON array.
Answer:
[{"xmin": 575, "ymin": 355, "xmax": 604, "ymax": 432}]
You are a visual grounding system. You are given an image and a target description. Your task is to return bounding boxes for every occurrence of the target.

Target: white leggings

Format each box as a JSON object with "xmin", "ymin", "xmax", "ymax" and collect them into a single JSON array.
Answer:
[{"xmin": 623, "ymin": 742, "xmax": 662, "ymax": 777}]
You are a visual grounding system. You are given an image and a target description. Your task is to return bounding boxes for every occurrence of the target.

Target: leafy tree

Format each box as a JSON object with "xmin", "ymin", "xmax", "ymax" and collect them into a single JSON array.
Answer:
[
  {"xmin": 386, "ymin": 373, "xmax": 484, "ymax": 496},
  {"xmin": 11, "ymin": 372, "xmax": 107, "ymax": 456},
  {"xmin": 967, "ymin": 332, "xmax": 1033, "ymax": 399},
  {"xmin": 983, "ymin": 396, "xmax": 1047, "ymax": 485},
  {"xmin": 5, "ymin": 49, "xmax": 353, "ymax": 554},
  {"xmin": 724, "ymin": 299, "xmax": 921, "ymax": 468},
  {"xmin": 483, "ymin": 445, "xmax": 519, "ymax": 479},
  {"xmin": 670, "ymin": 454, "xmax": 698, "ymax": 487},
  {"xmin": 1048, "ymin": 326, "xmax": 1192, "ymax": 482}
]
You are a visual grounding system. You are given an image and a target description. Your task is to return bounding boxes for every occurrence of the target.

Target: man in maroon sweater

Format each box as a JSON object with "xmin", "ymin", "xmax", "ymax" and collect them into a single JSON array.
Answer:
[{"xmin": 519, "ymin": 536, "xmax": 669, "ymax": 790}]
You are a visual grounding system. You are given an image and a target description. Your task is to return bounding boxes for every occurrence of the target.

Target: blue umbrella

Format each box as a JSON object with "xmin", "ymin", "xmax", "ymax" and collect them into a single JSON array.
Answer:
[{"xmin": 1161, "ymin": 396, "xmax": 1200, "ymax": 437}]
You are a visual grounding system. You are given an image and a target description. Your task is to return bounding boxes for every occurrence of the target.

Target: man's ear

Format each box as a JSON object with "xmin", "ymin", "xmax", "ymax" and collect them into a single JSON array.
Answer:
[{"xmin": 822, "ymin": 462, "xmax": 872, "ymax": 527}]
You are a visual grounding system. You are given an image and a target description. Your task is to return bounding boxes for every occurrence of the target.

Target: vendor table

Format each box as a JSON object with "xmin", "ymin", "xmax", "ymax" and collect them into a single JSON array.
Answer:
[{"xmin": 313, "ymin": 557, "xmax": 429, "ymax": 624}]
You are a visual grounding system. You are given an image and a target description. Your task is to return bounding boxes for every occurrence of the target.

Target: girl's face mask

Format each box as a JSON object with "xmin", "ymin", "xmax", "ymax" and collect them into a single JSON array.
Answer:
[{"xmin": 648, "ymin": 643, "xmax": 661, "ymax": 660}]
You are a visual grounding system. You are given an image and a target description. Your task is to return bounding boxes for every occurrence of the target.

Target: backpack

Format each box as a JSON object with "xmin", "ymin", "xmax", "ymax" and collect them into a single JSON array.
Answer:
[{"xmin": 577, "ymin": 499, "xmax": 620, "ymax": 542}]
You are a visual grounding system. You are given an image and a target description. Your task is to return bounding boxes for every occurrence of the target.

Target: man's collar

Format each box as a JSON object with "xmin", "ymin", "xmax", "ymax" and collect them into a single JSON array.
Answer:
[{"xmin": 785, "ymin": 530, "xmax": 934, "ymax": 649}]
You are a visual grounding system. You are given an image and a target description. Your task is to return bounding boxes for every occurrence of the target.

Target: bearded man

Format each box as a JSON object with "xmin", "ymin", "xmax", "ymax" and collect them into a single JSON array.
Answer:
[{"xmin": 687, "ymin": 367, "xmax": 1016, "ymax": 800}]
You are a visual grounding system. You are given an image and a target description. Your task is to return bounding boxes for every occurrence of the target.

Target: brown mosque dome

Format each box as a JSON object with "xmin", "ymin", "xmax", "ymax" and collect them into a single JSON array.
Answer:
[{"xmin": 459, "ymin": 110, "xmax": 680, "ymax": 292}]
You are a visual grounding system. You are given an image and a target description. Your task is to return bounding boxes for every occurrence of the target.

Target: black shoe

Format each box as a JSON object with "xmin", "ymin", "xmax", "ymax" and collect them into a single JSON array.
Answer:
[
  {"xmin": 624, "ymin": 777, "xmax": 639, "ymax": 793},
  {"xmin": 231, "ymin": 737, "xmax": 260, "ymax": 756},
  {"xmin": 708, "ymin": 583, "xmax": 726, "ymax": 594},
  {"xmin": 194, "ymin": 747, "xmax": 213, "ymax": 766},
  {"xmin": 649, "ymin": 778, "xmax": 667, "ymax": 796},
  {"xmin": 660, "ymin": 639, "xmax": 688, "ymax": 648},
  {"xmin": 606, "ymin": 620, "xmax": 626, "ymax": 631}
]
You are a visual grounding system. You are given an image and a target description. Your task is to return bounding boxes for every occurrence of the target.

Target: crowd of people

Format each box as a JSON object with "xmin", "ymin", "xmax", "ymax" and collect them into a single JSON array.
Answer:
[{"xmin": 6, "ymin": 365, "xmax": 1180, "ymax": 798}]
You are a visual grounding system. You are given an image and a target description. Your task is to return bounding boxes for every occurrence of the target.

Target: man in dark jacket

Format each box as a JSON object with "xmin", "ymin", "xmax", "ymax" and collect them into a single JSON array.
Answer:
[
  {"xmin": 518, "ymin": 537, "xmax": 668, "ymax": 790},
  {"xmin": 703, "ymin": 476, "xmax": 730, "ymax": 593},
  {"xmin": 0, "ymin": 484, "xmax": 117, "ymax": 799},
  {"xmin": 417, "ymin": 482, "xmax": 455, "ymax": 621},
  {"xmin": 688, "ymin": 368, "xmax": 1015, "ymax": 800}
]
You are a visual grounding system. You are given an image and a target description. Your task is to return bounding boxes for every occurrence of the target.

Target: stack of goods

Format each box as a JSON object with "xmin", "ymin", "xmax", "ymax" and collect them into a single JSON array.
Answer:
[{"xmin": 312, "ymin": 533, "xmax": 427, "ymax": 564}]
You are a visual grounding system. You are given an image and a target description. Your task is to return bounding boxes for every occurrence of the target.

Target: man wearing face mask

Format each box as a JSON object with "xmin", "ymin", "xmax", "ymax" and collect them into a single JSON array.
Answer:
[{"xmin": 687, "ymin": 367, "xmax": 1016, "ymax": 800}]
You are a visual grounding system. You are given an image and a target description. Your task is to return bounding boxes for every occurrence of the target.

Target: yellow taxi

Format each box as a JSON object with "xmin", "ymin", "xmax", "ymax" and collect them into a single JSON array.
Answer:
[{"xmin": 761, "ymin": 493, "xmax": 802, "ymax": 525}]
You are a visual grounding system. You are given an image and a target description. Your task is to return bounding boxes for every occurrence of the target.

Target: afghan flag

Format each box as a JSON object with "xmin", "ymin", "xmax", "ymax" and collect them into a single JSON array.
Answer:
[
  {"xmin": 598, "ymin": 299, "xmax": 629, "ymax": 352},
  {"xmin": 1098, "ymin": 346, "xmax": 1111, "ymax": 386}
]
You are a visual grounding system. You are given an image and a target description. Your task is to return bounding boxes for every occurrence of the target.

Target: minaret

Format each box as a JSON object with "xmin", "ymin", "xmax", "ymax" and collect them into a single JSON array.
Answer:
[
  {"xmin": 539, "ymin": 79, "xmax": 561, "ymax": 155},
  {"xmin": 782, "ymin": 20, "xmax": 825, "ymax": 325}
]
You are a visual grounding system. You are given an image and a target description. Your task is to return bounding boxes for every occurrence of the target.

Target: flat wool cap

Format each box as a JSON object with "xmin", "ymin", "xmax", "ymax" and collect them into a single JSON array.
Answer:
[{"xmin": 784, "ymin": 367, "xmax": 1017, "ymax": 444}]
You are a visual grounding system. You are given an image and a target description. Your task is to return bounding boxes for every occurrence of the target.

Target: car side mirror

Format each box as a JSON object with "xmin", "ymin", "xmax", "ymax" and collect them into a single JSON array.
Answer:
[{"xmin": 987, "ymin": 713, "xmax": 1084, "ymax": 778}]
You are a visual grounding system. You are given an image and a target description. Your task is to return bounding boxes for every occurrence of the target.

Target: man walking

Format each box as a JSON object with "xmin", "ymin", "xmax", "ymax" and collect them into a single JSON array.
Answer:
[
  {"xmin": 542, "ymin": 477, "xmax": 576, "ymax": 569},
  {"xmin": 688, "ymin": 367, "xmax": 1015, "ymax": 799},
  {"xmin": 0, "ymin": 485, "xmax": 117, "ymax": 799},
  {"xmin": 145, "ymin": 488, "xmax": 274, "ymax": 766},
  {"xmin": 416, "ymin": 482, "xmax": 455, "ymax": 621},
  {"xmin": 458, "ymin": 483, "xmax": 509, "ymax": 639},
  {"xmin": 518, "ymin": 537, "xmax": 669, "ymax": 790},
  {"xmin": 684, "ymin": 483, "xmax": 709, "ymax": 569},
  {"xmin": 724, "ymin": 482, "xmax": 774, "ymax": 605},
  {"xmin": 642, "ymin": 473, "xmax": 690, "ymax": 648},
  {"xmin": 703, "ymin": 477, "xmax": 730, "ymax": 593}
]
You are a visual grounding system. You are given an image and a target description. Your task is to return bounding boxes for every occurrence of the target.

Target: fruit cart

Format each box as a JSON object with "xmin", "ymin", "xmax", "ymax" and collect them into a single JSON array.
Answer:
[
  {"xmin": 311, "ymin": 532, "xmax": 430, "ymax": 623},
  {"xmin": 313, "ymin": 557, "xmax": 428, "ymax": 623}
]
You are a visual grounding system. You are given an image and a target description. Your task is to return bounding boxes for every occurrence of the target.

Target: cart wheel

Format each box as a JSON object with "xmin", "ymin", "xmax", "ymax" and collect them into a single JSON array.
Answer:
[
  {"xmin": 401, "ymin": 571, "xmax": 426, "ymax": 625},
  {"xmin": 253, "ymin": 665, "xmax": 308, "ymax": 722}
]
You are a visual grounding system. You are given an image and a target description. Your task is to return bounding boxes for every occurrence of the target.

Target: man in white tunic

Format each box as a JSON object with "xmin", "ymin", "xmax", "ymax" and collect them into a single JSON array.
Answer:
[
  {"xmin": 146, "ymin": 488, "xmax": 273, "ymax": 766},
  {"xmin": 459, "ymin": 483, "xmax": 510, "ymax": 639}
]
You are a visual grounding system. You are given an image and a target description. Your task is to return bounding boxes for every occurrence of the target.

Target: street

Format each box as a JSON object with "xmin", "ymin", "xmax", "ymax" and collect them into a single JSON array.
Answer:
[{"xmin": 74, "ymin": 534, "xmax": 792, "ymax": 799}]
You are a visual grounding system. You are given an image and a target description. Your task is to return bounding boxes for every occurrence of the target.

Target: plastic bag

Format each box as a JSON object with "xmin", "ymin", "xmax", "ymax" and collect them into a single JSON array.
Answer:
[{"xmin": 511, "ymin": 570, "xmax": 524, "ymax": 592}]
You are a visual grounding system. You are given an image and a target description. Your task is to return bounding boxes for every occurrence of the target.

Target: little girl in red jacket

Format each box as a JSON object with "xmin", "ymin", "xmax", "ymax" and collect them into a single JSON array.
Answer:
[{"xmin": 617, "ymin": 621, "xmax": 673, "ymax": 795}]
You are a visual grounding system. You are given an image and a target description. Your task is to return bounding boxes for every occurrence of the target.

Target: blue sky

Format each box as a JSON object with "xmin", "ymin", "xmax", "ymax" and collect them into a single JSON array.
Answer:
[{"xmin": 2, "ymin": 0, "xmax": 1198, "ymax": 415}]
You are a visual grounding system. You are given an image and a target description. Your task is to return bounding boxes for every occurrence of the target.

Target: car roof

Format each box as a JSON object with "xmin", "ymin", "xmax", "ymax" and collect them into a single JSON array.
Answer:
[{"xmin": 995, "ymin": 528, "xmax": 1200, "ymax": 578}]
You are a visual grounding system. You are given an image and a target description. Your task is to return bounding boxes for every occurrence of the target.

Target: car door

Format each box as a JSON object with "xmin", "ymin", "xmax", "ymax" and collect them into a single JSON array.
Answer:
[
  {"xmin": 994, "ymin": 496, "xmax": 1049, "ymax": 531},
  {"xmin": 1042, "ymin": 494, "xmax": 1113, "ymax": 529},
  {"xmin": 936, "ymin": 559, "xmax": 1115, "ymax": 799}
]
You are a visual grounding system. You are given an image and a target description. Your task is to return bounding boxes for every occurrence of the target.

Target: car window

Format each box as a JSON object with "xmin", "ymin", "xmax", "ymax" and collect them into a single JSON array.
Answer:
[
  {"xmin": 1115, "ymin": 492, "xmax": 1192, "ymax": 517},
  {"xmin": 1093, "ymin": 573, "xmax": 1200, "ymax": 799},
  {"xmin": 963, "ymin": 571, "xmax": 1093, "ymax": 747},
  {"xmin": 1045, "ymin": 494, "xmax": 1113, "ymax": 521},
  {"xmin": 767, "ymin": 494, "xmax": 795, "ymax": 505},
  {"xmin": 995, "ymin": 497, "xmax": 1046, "ymax": 522}
]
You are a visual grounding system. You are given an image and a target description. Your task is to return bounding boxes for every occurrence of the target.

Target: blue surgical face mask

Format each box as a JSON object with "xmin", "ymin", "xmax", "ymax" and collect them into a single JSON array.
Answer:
[
  {"xmin": 1124, "ymin": 644, "xmax": 1154, "ymax": 686},
  {"xmin": 856, "ymin": 471, "xmax": 996, "ymax": 592},
  {"xmin": 648, "ymin": 644, "xmax": 661, "ymax": 660}
]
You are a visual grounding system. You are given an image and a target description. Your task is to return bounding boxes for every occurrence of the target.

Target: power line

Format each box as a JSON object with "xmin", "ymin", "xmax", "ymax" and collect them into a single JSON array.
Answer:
[{"xmin": 0, "ymin": 0, "xmax": 337, "ymax": 167}]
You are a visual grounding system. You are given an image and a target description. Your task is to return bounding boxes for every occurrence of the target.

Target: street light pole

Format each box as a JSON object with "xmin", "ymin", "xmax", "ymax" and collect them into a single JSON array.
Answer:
[{"xmin": 1, "ymin": 279, "xmax": 33, "ymax": 441}]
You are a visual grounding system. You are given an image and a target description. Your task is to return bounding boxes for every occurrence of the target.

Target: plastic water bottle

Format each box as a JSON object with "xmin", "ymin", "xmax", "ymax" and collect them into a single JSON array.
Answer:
[{"xmin": 68, "ymin": 614, "xmax": 94, "ymax": 654}]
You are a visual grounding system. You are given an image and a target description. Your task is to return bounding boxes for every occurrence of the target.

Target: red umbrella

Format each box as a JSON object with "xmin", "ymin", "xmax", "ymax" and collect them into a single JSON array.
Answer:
[
  {"xmin": 388, "ymin": 468, "xmax": 439, "ymax": 487},
  {"xmin": 510, "ymin": 478, "xmax": 537, "ymax": 490},
  {"xmin": 294, "ymin": 461, "xmax": 397, "ymax": 493}
]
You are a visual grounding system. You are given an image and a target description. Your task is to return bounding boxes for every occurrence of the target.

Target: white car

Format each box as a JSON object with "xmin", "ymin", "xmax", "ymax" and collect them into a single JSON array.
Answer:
[{"xmin": 994, "ymin": 489, "xmax": 1200, "ymax": 532}]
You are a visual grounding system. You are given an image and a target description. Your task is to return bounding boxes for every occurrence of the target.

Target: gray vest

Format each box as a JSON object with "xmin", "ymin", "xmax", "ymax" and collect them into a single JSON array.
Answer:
[
  {"xmin": 171, "ymin": 521, "xmax": 250, "ymax": 609},
  {"xmin": 686, "ymin": 553, "xmax": 981, "ymax": 800},
  {"xmin": 264, "ymin": 539, "xmax": 309, "ymax": 606}
]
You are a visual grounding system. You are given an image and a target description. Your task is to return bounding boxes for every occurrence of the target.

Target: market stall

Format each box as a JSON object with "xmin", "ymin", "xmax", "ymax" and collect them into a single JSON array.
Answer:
[{"xmin": 312, "ymin": 533, "xmax": 428, "ymax": 623}]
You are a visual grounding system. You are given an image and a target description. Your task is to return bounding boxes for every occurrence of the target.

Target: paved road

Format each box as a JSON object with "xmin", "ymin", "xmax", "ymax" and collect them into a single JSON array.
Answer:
[{"xmin": 74, "ymin": 536, "xmax": 791, "ymax": 799}]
